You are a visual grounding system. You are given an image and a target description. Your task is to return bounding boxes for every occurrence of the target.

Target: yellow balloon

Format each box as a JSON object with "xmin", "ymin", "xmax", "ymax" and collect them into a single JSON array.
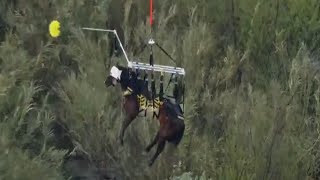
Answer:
[{"xmin": 49, "ymin": 20, "xmax": 61, "ymax": 38}]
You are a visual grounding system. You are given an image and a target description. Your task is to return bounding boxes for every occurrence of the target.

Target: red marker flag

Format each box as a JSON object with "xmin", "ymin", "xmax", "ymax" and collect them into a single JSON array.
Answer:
[{"xmin": 150, "ymin": 0, "xmax": 153, "ymax": 26}]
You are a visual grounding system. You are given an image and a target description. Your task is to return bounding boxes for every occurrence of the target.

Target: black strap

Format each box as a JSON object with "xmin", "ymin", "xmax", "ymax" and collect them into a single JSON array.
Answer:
[
  {"xmin": 164, "ymin": 73, "xmax": 174, "ymax": 93},
  {"xmin": 155, "ymin": 42, "xmax": 176, "ymax": 64},
  {"xmin": 159, "ymin": 73, "xmax": 164, "ymax": 101},
  {"xmin": 135, "ymin": 34, "xmax": 177, "ymax": 65}
]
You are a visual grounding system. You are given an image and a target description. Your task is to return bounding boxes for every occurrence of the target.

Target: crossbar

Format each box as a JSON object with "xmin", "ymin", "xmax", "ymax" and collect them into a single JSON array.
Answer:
[
  {"xmin": 81, "ymin": 27, "xmax": 186, "ymax": 76},
  {"xmin": 82, "ymin": 27, "xmax": 130, "ymax": 64},
  {"xmin": 129, "ymin": 61, "xmax": 185, "ymax": 75}
]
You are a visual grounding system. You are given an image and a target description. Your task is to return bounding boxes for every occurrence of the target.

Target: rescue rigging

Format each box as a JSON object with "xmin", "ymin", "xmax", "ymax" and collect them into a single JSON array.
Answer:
[
  {"xmin": 48, "ymin": 0, "xmax": 187, "ymax": 166},
  {"xmin": 82, "ymin": 0, "xmax": 186, "ymax": 116}
]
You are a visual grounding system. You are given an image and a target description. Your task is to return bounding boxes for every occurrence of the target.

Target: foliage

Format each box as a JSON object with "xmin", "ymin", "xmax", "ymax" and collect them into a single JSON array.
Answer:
[{"xmin": 1, "ymin": 0, "xmax": 320, "ymax": 179}]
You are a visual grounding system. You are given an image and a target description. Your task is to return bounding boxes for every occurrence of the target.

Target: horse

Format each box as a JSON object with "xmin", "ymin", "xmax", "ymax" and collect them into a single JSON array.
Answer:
[{"xmin": 104, "ymin": 65, "xmax": 185, "ymax": 167}]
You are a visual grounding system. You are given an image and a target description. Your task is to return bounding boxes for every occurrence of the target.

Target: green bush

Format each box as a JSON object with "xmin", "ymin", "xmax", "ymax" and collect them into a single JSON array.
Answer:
[{"xmin": 1, "ymin": 0, "xmax": 320, "ymax": 179}]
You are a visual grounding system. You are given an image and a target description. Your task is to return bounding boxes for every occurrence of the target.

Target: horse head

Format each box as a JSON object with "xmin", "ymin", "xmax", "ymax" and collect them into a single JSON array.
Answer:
[{"xmin": 104, "ymin": 65, "xmax": 131, "ymax": 90}]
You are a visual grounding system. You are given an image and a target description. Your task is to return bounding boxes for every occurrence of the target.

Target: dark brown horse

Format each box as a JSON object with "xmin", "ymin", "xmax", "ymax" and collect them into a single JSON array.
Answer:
[{"xmin": 104, "ymin": 65, "xmax": 185, "ymax": 166}]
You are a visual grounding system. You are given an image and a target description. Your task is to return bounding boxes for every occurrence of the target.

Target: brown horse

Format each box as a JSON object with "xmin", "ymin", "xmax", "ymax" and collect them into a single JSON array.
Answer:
[{"xmin": 104, "ymin": 65, "xmax": 185, "ymax": 166}]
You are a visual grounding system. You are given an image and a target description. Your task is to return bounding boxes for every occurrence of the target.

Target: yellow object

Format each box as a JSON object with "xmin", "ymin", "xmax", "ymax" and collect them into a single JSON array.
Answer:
[
  {"xmin": 123, "ymin": 87, "xmax": 133, "ymax": 96},
  {"xmin": 122, "ymin": 88, "xmax": 164, "ymax": 118},
  {"xmin": 123, "ymin": 90, "xmax": 131, "ymax": 96},
  {"xmin": 49, "ymin": 20, "xmax": 61, "ymax": 38},
  {"xmin": 137, "ymin": 95, "xmax": 146, "ymax": 109},
  {"xmin": 137, "ymin": 94, "xmax": 163, "ymax": 117}
]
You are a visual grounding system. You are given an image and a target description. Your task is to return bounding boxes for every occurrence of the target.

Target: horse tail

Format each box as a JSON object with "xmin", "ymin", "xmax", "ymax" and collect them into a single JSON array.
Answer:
[{"xmin": 172, "ymin": 122, "xmax": 185, "ymax": 146}]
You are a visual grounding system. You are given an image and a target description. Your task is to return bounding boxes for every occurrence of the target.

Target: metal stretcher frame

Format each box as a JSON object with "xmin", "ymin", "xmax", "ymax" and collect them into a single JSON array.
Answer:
[
  {"xmin": 129, "ymin": 61, "xmax": 185, "ymax": 75},
  {"xmin": 81, "ymin": 27, "xmax": 186, "ymax": 76}
]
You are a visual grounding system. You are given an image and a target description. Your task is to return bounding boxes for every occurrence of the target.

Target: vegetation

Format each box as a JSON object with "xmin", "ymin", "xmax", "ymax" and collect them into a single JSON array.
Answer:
[{"xmin": 1, "ymin": 0, "xmax": 320, "ymax": 179}]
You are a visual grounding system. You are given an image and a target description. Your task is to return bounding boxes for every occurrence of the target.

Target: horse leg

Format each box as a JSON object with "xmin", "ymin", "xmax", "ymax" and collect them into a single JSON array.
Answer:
[
  {"xmin": 145, "ymin": 132, "xmax": 159, "ymax": 152},
  {"xmin": 148, "ymin": 138, "xmax": 166, "ymax": 167},
  {"xmin": 119, "ymin": 116, "xmax": 134, "ymax": 145}
]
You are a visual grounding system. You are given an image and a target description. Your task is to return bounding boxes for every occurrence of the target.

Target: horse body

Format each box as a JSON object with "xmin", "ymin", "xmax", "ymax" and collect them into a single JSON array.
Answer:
[{"xmin": 105, "ymin": 65, "xmax": 185, "ymax": 166}]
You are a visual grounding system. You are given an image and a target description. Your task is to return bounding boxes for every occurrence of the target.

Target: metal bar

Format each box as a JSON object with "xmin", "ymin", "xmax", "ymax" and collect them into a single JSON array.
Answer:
[
  {"xmin": 130, "ymin": 61, "xmax": 184, "ymax": 71},
  {"xmin": 131, "ymin": 63, "xmax": 185, "ymax": 75},
  {"xmin": 82, "ymin": 27, "xmax": 114, "ymax": 32},
  {"xmin": 131, "ymin": 62, "xmax": 185, "ymax": 72},
  {"xmin": 81, "ymin": 27, "xmax": 186, "ymax": 76},
  {"xmin": 113, "ymin": 30, "xmax": 130, "ymax": 64},
  {"xmin": 132, "ymin": 66, "xmax": 184, "ymax": 75},
  {"xmin": 81, "ymin": 27, "xmax": 130, "ymax": 64}
]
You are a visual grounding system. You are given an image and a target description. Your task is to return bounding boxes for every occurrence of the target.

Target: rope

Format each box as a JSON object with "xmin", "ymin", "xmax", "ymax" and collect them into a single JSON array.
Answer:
[{"xmin": 154, "ymin": 42, "xmax": 176, "ymax": 64}]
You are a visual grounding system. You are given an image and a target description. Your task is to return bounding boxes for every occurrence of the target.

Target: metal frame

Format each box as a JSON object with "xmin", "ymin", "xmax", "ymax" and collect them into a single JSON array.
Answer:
[
  {"xmin": 130, "ymin": 61, "xmax": 185, "ymax": 75},
  {"xmin": 81, "ymin": 27, "xmax": 185, "ymax": 76},
  {"xmin": 82, "ymin": 27, "xmax": 130, "ymax": 64},
  {"xmin": 82, "ymin": 27, "xmax": 186, "ymax": 113}
]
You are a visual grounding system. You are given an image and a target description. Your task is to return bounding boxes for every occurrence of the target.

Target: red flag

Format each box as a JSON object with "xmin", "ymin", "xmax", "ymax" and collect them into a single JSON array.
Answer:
[{"xmin": 150, "ymin": 0, "xmax": 153, "ymax": 26}]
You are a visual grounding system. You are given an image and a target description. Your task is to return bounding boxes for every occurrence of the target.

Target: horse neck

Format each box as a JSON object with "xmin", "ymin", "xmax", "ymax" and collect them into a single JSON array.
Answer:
[{"xmin": 118, "ymin": 69, "xmax": 151, "ymax": 98}]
